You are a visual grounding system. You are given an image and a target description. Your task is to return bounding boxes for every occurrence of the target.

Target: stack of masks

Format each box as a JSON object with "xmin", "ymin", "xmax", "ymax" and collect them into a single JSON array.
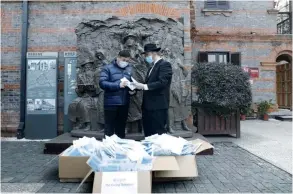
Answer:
[
  {"xmin": 141, "ymin": 134, "xmax": 202, "ymax": 156},
  {"xmin": 61, "ymin": 134, "xmax": 202, "ymax": 172},
  {"xmin": 62, "ymin": 135, "xmax": 154, "ymax": 172},
  {"xmin": 62, "ymin": 136, "xmax": 102, "ymax": 157}
]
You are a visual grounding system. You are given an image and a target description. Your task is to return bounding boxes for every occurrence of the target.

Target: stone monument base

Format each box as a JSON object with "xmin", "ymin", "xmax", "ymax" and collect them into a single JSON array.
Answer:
[
  {"xmin": 43, "ymin": 132, "xmax": 213, "ymax": 155},
  {"xmin": 70, "ymin": 129, "xmax": 193, "ymax": 140},
  {"xmin": 71, "ymin": 130, "xmax": 145, "ymax": 141}
]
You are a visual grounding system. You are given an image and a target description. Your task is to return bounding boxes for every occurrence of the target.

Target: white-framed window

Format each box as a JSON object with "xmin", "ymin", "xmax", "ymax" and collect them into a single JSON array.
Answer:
[{"xmin": 198, "ymin": 51, "xmax": 241, "ymax": 66}]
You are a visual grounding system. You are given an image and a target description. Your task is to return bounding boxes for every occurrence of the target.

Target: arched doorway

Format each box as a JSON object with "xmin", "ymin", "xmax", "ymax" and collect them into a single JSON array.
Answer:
[{"xmin": 276, "ymin": 53, "xmax": 292, "ymax": 109}]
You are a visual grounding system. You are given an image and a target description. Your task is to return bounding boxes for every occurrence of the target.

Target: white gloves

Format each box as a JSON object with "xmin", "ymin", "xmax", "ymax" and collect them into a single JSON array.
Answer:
[{"xmin": 134, "ymin": 82, "xmax": 146, "ymax": 90}]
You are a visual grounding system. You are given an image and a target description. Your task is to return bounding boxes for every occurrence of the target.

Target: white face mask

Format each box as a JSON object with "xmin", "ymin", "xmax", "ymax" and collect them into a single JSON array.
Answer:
[{"xmin": 118, "ymin": 61, "xmax": 128, "ymax": 68}]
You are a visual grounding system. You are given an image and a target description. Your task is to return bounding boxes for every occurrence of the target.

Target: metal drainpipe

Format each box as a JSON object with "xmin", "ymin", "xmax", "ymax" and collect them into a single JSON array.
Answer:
[{"xmin": 17, "ymin": 1, "xmax": 28, "ymax": 139}]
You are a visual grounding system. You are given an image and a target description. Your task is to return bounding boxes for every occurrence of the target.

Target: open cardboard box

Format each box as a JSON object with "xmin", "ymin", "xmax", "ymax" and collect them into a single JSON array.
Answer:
[
  {"xmin": 59, "ymin": 138, "xmax": 214, "ymax": 187},
  {"xmin": 89, "ymin": 156, "xmax": 180, "ymax": 193},
  {"xmin": 79, "ymin": 156, "xmax": 184, "ymax": 193},
  {"xmin": 79, "ymin": 151, "xmax": 212, "ymax": 193},
  {"xmin": 59, "ymin": 154, "xmax": 91, "ymax": 180}
]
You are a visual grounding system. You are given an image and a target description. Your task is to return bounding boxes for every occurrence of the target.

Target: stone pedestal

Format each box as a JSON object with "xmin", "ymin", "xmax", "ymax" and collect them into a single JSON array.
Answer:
[{"xmin": 70, "ymin": 129, "xmax": 193, "ymax": 140}]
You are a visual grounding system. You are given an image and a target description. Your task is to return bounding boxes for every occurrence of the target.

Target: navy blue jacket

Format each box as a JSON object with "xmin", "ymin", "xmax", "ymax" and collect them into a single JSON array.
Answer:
[{"xmin": 99, "ymin": 60, "xmax": 132, "ymax": 106}]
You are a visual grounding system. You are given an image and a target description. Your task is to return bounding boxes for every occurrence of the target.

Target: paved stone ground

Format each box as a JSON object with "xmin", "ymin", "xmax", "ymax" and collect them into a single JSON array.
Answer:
[
  {"xmin": 208, "ymin": 119, "xmax": 292, "ymax": 174},
  {"xmin": 1, "ymin": 141, "xmax": 292, "ymax": 193}
]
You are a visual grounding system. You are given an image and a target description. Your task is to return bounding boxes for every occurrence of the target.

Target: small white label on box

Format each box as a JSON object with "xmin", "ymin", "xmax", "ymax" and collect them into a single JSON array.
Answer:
[{"xmin": 101, "ymin": 172, "xmax": 137, "ymax": 194}]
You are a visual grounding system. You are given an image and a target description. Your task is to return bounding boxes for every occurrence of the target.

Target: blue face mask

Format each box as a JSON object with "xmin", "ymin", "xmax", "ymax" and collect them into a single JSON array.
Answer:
[{"xmin": 145, "ymin": 56, "xmax": 153, "ymax": 64}]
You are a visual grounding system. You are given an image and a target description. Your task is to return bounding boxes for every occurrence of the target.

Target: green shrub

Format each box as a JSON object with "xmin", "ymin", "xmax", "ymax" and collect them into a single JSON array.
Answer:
[
  {"xmin": 257, "ymin": 100, "xmax": 273, "ymax": 115},
  {"xmin": 191, "ymin": 62, "xmax": 252, "ymax": 116},
  {"xmin": 240, "ymin": 106, "xmax": 251, "ymax": 115}
]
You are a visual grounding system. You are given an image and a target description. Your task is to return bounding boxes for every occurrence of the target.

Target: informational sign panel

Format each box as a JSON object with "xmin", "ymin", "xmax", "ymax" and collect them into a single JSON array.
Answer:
[
  {"xmin": 242, "ymin": 67, "xmax": 259, "ymax": 78},
  {"xmin": 242, "ymin": 66, "xmax": 259, "ymax": 85},
  {"xmin": 25, "ymin": 52, "xmax": 58, "ymax": 139},
  {"xmin": 26, "ymin": 59, "xmax": 57, "ymax": 114},
  {"xmin": 64, "ymin": 51, "xmax": 77, "ymax": 132},
  {"xmin": 249, "ymin": 67, "xmax": 259, "ymax": 78}
]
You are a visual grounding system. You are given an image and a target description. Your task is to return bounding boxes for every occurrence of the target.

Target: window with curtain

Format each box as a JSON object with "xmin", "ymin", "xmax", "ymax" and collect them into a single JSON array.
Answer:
[
  {"xmin": 204, "ymin": 0, "xmax": 230, "ymax": 10},
  {"xmin": 198, "ymin": 51, "xmax": 241, "ymax": 66}
]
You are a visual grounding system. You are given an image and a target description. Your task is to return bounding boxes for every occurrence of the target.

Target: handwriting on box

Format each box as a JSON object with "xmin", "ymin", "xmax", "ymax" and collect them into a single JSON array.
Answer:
[{"xmin": 101, "ymin": 172, "xmax": 137, "ymax": 194}]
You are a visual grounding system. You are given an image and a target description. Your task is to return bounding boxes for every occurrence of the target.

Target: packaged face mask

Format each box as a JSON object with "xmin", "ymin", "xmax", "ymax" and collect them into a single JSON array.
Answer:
[
  {"xmin": 86, "ymin": 155, "xmax": 102, "ymax": 172},
  {"xmin": 99, "ymin": 164, "xmax": 120, "ymax": 172},
  {"xmin": 66, "ymin": 134, "xmax": 156, "ymax": 172},
  {"xmin": 141, "ymin": 134, "xmax": 199, "ymax": 156},
  {"xmin": 115, "ymin": 153, "xmax": 127, "ymax": 160}
]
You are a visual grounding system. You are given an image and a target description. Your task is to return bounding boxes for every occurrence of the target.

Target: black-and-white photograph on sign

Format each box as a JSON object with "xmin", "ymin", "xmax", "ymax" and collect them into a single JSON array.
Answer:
[
  {"xmin": 27, "ymin": 99, "xmax": 34, "ymax": 111},
  {"xmin": 27, "ymin": 59, "xmax": 57, "ymax": 114},
  {"xmin": 67, "ymin": 59, "xmax": 77, "ymax": 95},
  {"xmin": 27, "ymin": 99, "xmax": 55, "ymax": 113},
  {"xmin": 41, "ymin": 99, "xmax": 55, "ymax": 111}
]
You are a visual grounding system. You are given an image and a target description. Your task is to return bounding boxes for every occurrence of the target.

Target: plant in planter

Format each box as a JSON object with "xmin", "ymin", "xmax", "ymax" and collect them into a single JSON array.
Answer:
[
  {"xmin": 191, "ymin": 62, "xmax": 252, "ymax": 137},
  {"xmin": 246, "ymin": 107, "xmax": 257, "ymax": 119},
  {"xmin": 240, "ymin": 106, "xmax": 250, "ymax": 121},
  {"xmin": 257, "ymin": 100, "xmax": 273, "ymax": 121}
]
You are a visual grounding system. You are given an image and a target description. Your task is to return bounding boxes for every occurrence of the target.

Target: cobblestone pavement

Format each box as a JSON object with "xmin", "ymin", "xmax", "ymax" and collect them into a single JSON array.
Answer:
[
  {"xmin": 208, "ymin": 120, "xmax": 292, "ymax": 174},
  {"xmin": 1, "ymin": 141, "xmax": 292, "ymax": 193}
]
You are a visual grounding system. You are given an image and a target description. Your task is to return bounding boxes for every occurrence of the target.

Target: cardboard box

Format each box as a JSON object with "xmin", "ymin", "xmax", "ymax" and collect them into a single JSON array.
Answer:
[
  {"xmin": 89, "ymin": 156, "xmax": 180, "ymax": 193},
  {"xmin": 59, "ymin": 155, "xmax": 91, "ymax": 180},
  {"xmin": 153, "ymin": 155, "xmax": 198, "ymax": 180},
  {"xmin": 59, "ymin": 139, "xmax": 214, "ymax": 183},
  {"xmin": 191, "ymin": 139, "xmax": 214, "ymax": 155}
]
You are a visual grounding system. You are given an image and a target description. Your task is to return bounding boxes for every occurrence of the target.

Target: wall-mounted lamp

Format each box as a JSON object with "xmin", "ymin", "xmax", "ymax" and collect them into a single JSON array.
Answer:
[{"xmin": 250, "ymin": 32, "xmax": 256, "ymax": 35}]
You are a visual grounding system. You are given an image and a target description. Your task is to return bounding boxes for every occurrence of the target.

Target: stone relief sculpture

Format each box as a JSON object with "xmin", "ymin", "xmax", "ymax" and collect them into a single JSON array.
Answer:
[
  {"xmin": 69, "ymin": 16, "xmax": 192, "ymax": 139},
  {"xmin": 162, "ymin": 48, "xmax": 191, "ymax": 133},
  {"xmin": 122, "ymin": 33, "xmax": 150, "ymax": 134},
  {"xmin": 93, "ymin": 50, "xmax": 108, "ymax": 131},
  {"xmin": 109, "ymin": 23, "xmax": 151, "ymax": 134},
  {"xmin": 68, "ymin": 48, "xmax": 107, "ymax": 131},
  {"xmin": 68, "ymin": 50, "xmax": 97, "ymax": 131}
]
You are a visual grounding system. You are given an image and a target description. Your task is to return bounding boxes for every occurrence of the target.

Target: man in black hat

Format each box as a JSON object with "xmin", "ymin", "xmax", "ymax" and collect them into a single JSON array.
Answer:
[{"xmin": 133, "ymin": 43, "xmax": 173, "ymax": 137}]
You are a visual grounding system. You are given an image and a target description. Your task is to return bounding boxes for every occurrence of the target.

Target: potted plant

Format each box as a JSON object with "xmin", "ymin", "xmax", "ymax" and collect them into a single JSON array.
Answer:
[
  {"xmin": 240, "ymin": 114, "xmax": 246, "ymax": 121},
  {"xmin": 240, "ymin": 106, "xmax": 250, "ymax": 121},
  {"xmin": 257, "ymin": 100, "xmax": 272, "ymax": 121},
  {"xmin": 245, "ymin": 107, "xmax": 257, "ymax": 119},
  {"xmin": 191, "ymin": 62, "xmax": 252, "ymax": 138}
]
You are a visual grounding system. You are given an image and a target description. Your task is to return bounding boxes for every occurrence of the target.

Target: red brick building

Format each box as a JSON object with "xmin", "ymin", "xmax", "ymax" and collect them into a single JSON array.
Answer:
[{"xmin": 1, "ymin": 1, "xmax": 292, "ymax": 136}]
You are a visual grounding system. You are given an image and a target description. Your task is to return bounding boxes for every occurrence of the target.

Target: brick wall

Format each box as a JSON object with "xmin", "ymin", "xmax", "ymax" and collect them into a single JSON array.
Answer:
[
  {"xmin": 1, "ymin": 1, "xmax": 191, "ymax": 135},
  {"xmin": 1, "ymin": 1, "xmax": 292, "ymax": 136},
  {"xmin": 191, "ymin": 1, "xmax": 292, "ymax": 103},
  {"xmin": 194, "ymin": 1, "xmax": 277, "ymax": 35},
  {"xmin": 1, "ymin": 2, "xmax": 22, "ymax": 135}
]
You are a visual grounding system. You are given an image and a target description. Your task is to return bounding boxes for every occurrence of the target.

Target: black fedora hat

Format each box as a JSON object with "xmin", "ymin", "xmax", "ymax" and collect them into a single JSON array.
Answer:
[{"xmin": 142, "ymin": 43, "xmax": 161, "ymax": 54}]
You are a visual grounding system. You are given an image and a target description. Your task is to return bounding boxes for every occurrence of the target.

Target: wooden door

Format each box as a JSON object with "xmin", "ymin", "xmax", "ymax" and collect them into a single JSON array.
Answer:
[{"xmin": 276, "ymin": 63, "xmax": 292, "ymax": 109}]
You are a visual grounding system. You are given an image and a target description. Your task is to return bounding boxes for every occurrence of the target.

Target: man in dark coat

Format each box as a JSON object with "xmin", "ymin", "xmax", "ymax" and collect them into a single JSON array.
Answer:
[
  {"xmin": 99, "ymin": 50, "xmax": 135, "ymax": 138},
  {"xmin": 134, "ymin": 43, "xmax": 173, "ymax": 137}
]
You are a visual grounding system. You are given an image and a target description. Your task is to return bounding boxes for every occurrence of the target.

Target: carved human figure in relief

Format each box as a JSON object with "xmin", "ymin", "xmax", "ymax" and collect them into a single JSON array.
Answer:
[
  {"xmin": 162, "ymin": 48, "xmax": 191, "ymax": 132},
  {"xmin": 93, "ymin": 50, "xmax": 108, "ymax": 131},
  {"xmin": 68, "ymin": 50, "xmax": 108, "ymax": 131},
  {"xmin": 68, "ymin": 61, "xmax": 97, "ymax": 131},
  {"xmin": 121, "ymin": 34, "xmax": 148, "ymax": 134}
]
